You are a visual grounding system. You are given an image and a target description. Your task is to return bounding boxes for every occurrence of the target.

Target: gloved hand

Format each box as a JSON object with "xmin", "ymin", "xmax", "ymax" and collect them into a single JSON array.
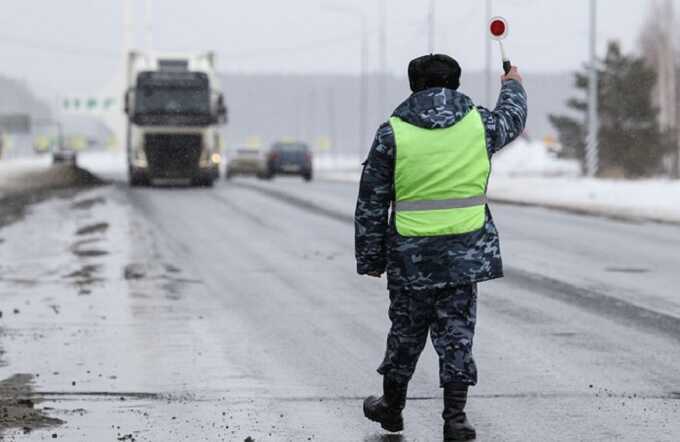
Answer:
[{"xmin": 502, "ymin": 66, "xmax": 523, "ymax": 84}]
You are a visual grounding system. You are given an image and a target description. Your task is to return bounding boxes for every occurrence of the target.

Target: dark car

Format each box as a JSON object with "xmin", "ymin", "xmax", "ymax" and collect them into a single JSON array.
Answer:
[
  {"xmin": 52, "ymin": 148, "xmax": 78, "ymax": 165},
  {"xmin": 266, "ymin": 142, "xmax": 313, "ymax": 181}
]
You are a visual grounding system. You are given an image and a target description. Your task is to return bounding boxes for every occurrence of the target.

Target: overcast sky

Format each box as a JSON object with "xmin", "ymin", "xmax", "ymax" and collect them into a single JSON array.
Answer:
[{"xmin": 0, "ymin": 0, "xmax": 672, "ymax": 100}]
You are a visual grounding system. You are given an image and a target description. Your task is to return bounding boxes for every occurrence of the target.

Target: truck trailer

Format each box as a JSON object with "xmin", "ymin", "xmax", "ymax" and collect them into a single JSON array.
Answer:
[{"xmin": 124, "ymin": 52, "xmax": 227, "ymax": 186}]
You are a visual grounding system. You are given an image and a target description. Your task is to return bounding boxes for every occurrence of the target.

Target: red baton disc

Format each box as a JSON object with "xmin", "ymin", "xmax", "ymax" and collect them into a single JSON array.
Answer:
[
  {"xmin": 489, "ymin": 17, "xmax": 509, "ymax": 40},
  {"xmin": 490, "ymin": 20, "xmax": 506, "ymax": 37}
]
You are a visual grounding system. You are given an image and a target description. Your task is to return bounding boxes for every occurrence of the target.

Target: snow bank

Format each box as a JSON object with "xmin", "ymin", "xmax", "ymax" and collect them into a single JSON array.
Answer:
[
  {"xmin": 0, "ymin": 156, "xmax": 103, "ymax": 199},
  {"xmin": 317, "ymin": 141, "xmax": 680, "ymax": 224},
  {"xmin": 492, "ymin": 140, "xmax": 580, "ymax": 177},
  {"xmin": 76, "ymin": 150, "xmax": 127, "ymax": 181},
  {"xmin": 488, "ymin": 176, "xmax": 680, "ymax": 223}
]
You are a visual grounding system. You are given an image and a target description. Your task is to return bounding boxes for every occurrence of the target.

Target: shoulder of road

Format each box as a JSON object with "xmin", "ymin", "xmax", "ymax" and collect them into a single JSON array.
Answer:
[{"xmin": 321, "ymin": 171, "xmax": 680, "ymax": 226}]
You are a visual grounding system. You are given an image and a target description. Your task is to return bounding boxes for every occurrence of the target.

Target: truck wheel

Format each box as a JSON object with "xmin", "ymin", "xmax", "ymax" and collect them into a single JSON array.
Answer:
[
  {"xmin": 129, "ymin": 172, "xmax": 149, "ymax": 187},
  {"xmin": 193, "ymin": 177, "xmax": 215, "ymax": 187},
  {"xmin": 303, "ymin": 172, "xmax": 313, "ymax": 182}
]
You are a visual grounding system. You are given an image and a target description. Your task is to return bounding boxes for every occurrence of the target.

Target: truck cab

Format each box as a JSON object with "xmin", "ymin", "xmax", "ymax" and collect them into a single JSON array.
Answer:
[{"xmin": 124, "ymin": 52, "xmax": 227, "ymax": 186}]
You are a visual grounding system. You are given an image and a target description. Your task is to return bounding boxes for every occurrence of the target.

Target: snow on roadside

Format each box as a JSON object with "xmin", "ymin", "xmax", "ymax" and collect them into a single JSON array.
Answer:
[
  {"xmin": 0, "ymin": 156, "xmax": 52, "ymax": 198},
  {"xmin": 0, "ymin": 154, "xmax": 104, "ymax": 200},
  {"xmin": 318, "ymin": 141, "xmax": 680, "ymax": 224},
  {"xmin": 76, "ymin": 150, "xmax": 127, "ymax": 181},
  {"xmin": 492, "ymin": 140, "xmax": 580, "ymax": 177},
  {"xmin": 488, "ymin": 176, "xmax": 680, "ymax": 223}
]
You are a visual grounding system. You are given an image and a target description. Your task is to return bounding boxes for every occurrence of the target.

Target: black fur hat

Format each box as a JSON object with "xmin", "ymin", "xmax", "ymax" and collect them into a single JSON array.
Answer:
[{"xmin": 408, "ymin": 54, "xmax": 462, "ymax": 92}]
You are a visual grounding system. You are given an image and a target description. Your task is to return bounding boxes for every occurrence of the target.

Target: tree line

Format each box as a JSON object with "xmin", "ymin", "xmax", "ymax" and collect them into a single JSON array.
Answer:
[{"xmin": 550, "ymin": 3, "xmax": 679, "ymax": 179}]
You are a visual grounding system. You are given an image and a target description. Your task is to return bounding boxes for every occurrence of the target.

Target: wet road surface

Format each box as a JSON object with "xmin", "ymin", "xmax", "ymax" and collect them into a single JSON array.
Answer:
[{"xmin": 0, "ymin": 172, "xmax": 679, "ymax": 441}]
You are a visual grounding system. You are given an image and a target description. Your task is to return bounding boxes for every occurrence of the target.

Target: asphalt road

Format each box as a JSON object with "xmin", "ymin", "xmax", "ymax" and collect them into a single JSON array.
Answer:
[{"xmin": 0, "ymin": 171, "xmax": 679, "ymax": 441}]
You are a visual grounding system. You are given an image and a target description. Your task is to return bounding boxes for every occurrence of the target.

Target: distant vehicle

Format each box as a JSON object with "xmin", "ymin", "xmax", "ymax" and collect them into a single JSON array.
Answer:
[
  {"xmin": 226, "ymin": 148, "xmax": 267, "ymax": 179},
  {"xmin": 52, "ymin": 148, "xmax": 77, "ymax": 165},
  {"xmin": 124, "ymin": 51, "xmax": 227, "ymax": 187},
  {"xmin": 266, "ymin": 141, "xmax": 313, "ymax": 181}
]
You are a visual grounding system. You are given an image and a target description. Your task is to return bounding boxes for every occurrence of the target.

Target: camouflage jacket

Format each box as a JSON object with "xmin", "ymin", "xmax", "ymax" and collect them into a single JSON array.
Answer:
[{"xmin": 354, "ymin": 80, "xmax": 528, "ymax": 291}]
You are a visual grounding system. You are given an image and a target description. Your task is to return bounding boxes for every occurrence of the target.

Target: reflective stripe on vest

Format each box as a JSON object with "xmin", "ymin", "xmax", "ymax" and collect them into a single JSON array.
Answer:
[
  {"xmin": 395, "ymin": 195, "xmax": 488, "ymax": 212},
  {"xmin": 391, "ymin": 109, "xmax": 490, "ymax": 237}
]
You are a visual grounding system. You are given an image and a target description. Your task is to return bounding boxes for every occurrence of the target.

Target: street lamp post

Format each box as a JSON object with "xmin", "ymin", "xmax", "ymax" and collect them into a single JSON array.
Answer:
[
  {"xmin": 359, "ymin": 15, "xmax": 368, "ymax": 161},
  {"xmin": 144, "ymin": 0, "xmax": 154, "ymax": 53},
  {"xmin": 379, "ymin": 0, "xmax": 388, "ymax": 116},
  {"xmin": 322, "ymin": 5, "xmax": 369, "ymax": 161},
  {"xmin": 428, "ymin": 0, "xmax": 436, "ymax": 53},
  {"xmin": 586, "ymin": 0, "xmax": 600, "ymax": 177},
  {"xmin": 485, "ymin": 0, "xmax": 493, "ymax": 108}
]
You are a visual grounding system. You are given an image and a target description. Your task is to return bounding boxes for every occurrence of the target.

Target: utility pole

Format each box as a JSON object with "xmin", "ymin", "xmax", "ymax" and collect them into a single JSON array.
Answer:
[
  {"xmin": 665, "ymin": 0, "xmax": 680, "ymax": 179},
  {"xmin": 379, "ymin": 0, "xmax": 388, "ymax": 115},
  {"xmin": 485, "ymin": 0, "xmax": 492, "ymax": 107},
  {"xmin": 321, "ymin": 4, "xmax": 369, "ymax": 159},
  {"xmin": 653, "ymin": 0, "xmax": 678, "ymax": 177},
  {"xmin": 307, "ymin": 88, "xmax": 317, "ymax": 144},
  {"xmin": 144, "ymin": 0, "xmax": 154, "ymax": 53},
  {"xmin": 428, "ymin": 0, "xmax": 435, "ymax": 53},
  {"xmin": 327, "ymin": 87, "xmax": 337, "ymax": 153},
  {"xmin": 359, "ymin": 15, "xmax": 368, "ymax": 160},
  {"xmin": 123, "ymin": 0, "xmax": 134, "ymax": 53},
  {"xmin": 327, "ymin": 87, "xmax": 339, "ymax": 168},
  {"xmin": 586, "ymin": 0, "xmax": 600, "ymax": 177}
]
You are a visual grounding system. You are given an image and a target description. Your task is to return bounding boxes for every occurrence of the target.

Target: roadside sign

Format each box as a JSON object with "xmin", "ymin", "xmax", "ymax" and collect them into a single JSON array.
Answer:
[{"xmin": 63, "ymin": 97, "xmax": 116, "ymax": 112}]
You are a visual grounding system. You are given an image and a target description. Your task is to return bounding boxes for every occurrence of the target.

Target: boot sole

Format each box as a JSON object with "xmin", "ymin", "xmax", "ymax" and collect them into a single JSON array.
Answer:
[
  {"xmin": 363, "ymin": 402, "xmax": 404, "ymax": 433},
  {"xmin": 444, "ymin": 429, "xmax": 476, "ymax": 441}
]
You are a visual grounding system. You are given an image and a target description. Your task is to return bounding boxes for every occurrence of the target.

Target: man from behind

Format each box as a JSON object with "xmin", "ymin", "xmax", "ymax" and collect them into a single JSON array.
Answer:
[{"xmin": 355, "ymin": 54, "xmax": 527, "ymax": 441}]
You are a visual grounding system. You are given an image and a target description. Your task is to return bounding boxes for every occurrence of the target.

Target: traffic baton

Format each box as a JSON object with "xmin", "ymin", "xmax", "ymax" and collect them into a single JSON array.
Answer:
[{"xmin": 489, "ymin": 16, "xmax": 511, "ymax": 74}]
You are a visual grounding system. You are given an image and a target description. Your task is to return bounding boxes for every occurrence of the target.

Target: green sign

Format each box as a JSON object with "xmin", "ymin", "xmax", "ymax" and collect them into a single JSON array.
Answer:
[{"xmin": 63, "ymin": 97, "xmax": 116, "ymax": 112}]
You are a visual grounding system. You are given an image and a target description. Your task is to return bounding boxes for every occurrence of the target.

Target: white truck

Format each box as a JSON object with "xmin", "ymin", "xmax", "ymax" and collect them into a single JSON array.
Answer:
[{"xmin": 124, "ymin": 52, "xmax": 227, "ymax": 186}]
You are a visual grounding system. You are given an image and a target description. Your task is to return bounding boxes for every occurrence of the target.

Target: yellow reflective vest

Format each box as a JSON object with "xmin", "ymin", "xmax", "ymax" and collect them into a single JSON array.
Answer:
[{"xmin": 391, "ymin": 109, "xmax": 490, "ymax": 237}]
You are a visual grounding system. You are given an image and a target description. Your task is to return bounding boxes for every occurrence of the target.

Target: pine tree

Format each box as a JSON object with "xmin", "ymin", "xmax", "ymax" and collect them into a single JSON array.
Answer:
[{"xmin": 549, "ymin": 41, "xmax": 672, "ymax": 178}]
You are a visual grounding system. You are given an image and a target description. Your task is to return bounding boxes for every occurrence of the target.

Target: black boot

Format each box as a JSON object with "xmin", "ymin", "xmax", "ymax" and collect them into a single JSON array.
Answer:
[
  {"xmin": 363, "ymin": 377, "xmax": 408, "ymax": 432},
  {"xmin": 443, "ymin": 383, "xmax": 476, "ymax": 441}
]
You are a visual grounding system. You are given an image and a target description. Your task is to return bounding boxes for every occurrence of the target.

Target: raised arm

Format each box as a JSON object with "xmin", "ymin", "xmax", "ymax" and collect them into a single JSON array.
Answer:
[
  {"xmin": 478, "ymin": 67, "xmax": 528, "ymax": 156},
  {"xmin": 354, "ymin": 123, "xmax": 395, "ymax": 276}
]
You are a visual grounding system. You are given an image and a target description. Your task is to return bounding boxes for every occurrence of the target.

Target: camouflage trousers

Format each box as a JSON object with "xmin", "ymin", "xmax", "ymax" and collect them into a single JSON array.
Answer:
[{"xmin": 377, "ymin": 284, "xmax": 478, "ymax": 387}]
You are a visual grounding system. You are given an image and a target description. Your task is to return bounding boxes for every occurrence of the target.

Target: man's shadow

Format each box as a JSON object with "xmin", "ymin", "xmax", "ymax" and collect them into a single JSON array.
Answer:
[{"xmin": 364, "ymin": 435, "xmax": 405, "ymax": 442}]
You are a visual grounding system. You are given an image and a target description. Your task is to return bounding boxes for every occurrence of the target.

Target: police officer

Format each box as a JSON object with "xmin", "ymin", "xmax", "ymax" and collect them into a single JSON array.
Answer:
[{"xmin": 355, "ymin": 54, "xmax": 527, "ymax": 441}]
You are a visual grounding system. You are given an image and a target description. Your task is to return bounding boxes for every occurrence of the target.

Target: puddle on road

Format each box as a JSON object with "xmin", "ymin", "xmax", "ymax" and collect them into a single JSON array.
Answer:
[
  {"xmin": 124, "ymin": 261, "xmax": 202, "ymax": 303},
  {"xmin": 76, "ymin": 222, "xmax": 110, "ymax": 236},
  {"xmin": 70, "ymin": 196, "xmax": 106, "ymax": 211},
  {"xmin": 71, "ymin": 248, "xmax": 110, "ymax": 258},
  {"xmin": 604, "ymin": 267, "xmax": 651, "ymax": 274}
]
